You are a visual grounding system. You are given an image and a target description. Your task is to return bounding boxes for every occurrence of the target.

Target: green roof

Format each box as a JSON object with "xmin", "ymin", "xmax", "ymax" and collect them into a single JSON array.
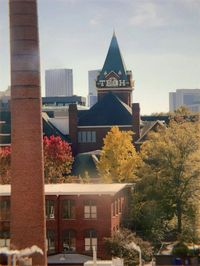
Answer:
[{"xmin": 97, "ymin": 33, "xmax": 128, "ymax": 83}]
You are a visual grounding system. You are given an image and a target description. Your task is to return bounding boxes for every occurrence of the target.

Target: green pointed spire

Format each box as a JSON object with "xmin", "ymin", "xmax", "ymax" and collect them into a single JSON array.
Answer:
[{"xmin": 97, "ymin": 33, "xmax": 131, "ymax": 87}]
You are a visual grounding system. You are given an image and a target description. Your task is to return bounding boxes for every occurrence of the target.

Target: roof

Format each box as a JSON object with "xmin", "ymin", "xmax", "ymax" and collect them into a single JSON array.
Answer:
[
  {"xmin": 48, "ymin": 253, "xmax": 93, "ymax": 264},
  {"xmin": 78, "ymin": 92, "xmax": 132, "ymax": 126},
  {"xmin": 42, "ymin": 112, "xmax": 71, "ymax": 142},
  {"xmin": 97, "ymin": 33, "xmax": 128, "ymax": 84},
  {"xmin": 42, "ymin": 96, "xmax": 86, "ymax": 106},
  {"xmin": 0, "ymin": 111, "xmax": 70, "ymax": 146},
  {"xmin": 72, "ymin": 151, "xmax": 100, "ymax": 178},
  {"xmin": 136, "ymin": 120, "xmax": 165, "ymax": 144},
  {"xmin": 0, "ymin": 183, "xmax": 130, "ymax": 196},
  {"xmin": 141, "ymin": 115, "xmax": 169, "ymax": 124},
  {"xmin": 85, "ymin": 261, "xmax": 113, "ymax": 266}
]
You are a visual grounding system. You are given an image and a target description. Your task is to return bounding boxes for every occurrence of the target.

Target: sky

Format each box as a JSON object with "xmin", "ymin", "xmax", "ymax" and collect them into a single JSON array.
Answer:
[{"xmin": 0, "ymin": 0, "xmax": 200, "ymax": 114}]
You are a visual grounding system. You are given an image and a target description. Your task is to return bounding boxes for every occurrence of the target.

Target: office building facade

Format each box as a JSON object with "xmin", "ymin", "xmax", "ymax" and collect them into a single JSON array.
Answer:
[
  {"xmin": 45, "ymin": 69, "xmax": 73, "ymax": 97},
  {"xmin": 88, "ymin": 70, "xmax": 100, "ymax": 107},
  {"xmin": 169, "ymin": 89, "xmax": 200, "ymax": 112}
]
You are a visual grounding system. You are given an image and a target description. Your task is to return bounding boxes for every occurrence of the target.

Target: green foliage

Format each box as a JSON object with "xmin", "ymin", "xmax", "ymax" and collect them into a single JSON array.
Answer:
[
  {"xmin": 97, "ymin": 126, "xmax": 141, "ymax": 183},
  {"xmin": 104, "ymin": 229, "xmax": 152, "ymax": 266},
  {"xmin": 172, "ymin": 242, "xmax": 189, "ymax": 256},
  {"xmin": 131, "ymin": 121, "xmax": 200, "ymax": 244}
]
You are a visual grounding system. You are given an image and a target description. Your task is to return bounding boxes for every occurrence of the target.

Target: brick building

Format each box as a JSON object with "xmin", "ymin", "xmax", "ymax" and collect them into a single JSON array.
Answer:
[
  {"xmin": 67, "ymin": 33, "xmax": 167, "ymax": 155},
  {"xmin": 0, "ymin": 183, "xmax": 131, "ymax": 260},
  {"xmin": 0, "ymin": 33, "xmax": 168, "ymax": 157}
]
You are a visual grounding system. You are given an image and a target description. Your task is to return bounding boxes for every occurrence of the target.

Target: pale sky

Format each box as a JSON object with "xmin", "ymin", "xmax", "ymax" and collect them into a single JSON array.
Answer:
[{"xmin": 0, "ymin": 0, "xmax": 200, "ymax": 114}]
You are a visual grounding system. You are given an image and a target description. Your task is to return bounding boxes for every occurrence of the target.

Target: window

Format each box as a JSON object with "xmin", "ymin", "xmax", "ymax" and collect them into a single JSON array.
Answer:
[
  {"xmin": 62, "ymin": 200, "xmax": 75, "ymax": 219},
  {"xmin": 92, "ymin": 132, "xmax": 96, "ymax": 142},
  {"xmin": 63, "ymin": 230, "xmax": 76, "ymax": 252},
  {"xmin": 84, "ymin": 200, "xmax": 97, "ymax": 219},
  {"xmin": 115, "ymin": 200, "xmax": 118, "ymax": 215},
  {"xmin": 119, "ymin": 198, "xmax": 122, "ymax": 213},
  {"xmin": 78, "ymin": 131, "xmax": 96, "ymax": 143},
  {"xmin": 82, "ymin": 132, "xmax": 87, "ymax": 142},
  {"xmin": 46, "ymin": 200, "xmax": 55, "ymax": 219},
  {"xmin": 112, "ymin": 202, "xmax": 116, "ymax": 216},
  {"xmin": 46, "ymin": 230, "xmax": 55, "ymax": 254},
  {"xmin": 0, "ymin": 231, "xmax": 10, "ymax": 248},
  {"xmin": 87, "ymin": 131, "xmax": 91, "ymax": 142},
  {"xmin": 0, "ymin": 199, "xmax": 10, "ymax": 221},
  {"xmin": 84, "ymin": 229, "xmax": 97, "ymax": 251}
]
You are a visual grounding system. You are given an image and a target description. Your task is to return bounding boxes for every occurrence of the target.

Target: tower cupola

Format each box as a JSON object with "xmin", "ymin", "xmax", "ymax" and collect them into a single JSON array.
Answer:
[{"xmin": 96, "ymin": 32, "xmax": 134, "ymax": 106}]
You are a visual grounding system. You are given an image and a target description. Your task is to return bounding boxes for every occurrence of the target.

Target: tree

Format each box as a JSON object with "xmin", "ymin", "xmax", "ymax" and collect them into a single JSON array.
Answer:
[
  {"xmin": 0, "ymin": 136, "xmax": 74, "ymax": 184},
  {"xmin": 0, "ymin": 146, "xmax": 11, "ymax": 184},
  {"xmin": 97, "ymin": 127, "xmax": 141, "ymax": 183},
  {"xmin": 43, "ymin": 135, "xmax": 74, "ymax": 183},
  {"xmin": 131, "ymin": 120, "xmax": 200, "ymax": 243},
  {"xmin": 104, "ymin": 228, "xmax": 152, "ymax": 266}
]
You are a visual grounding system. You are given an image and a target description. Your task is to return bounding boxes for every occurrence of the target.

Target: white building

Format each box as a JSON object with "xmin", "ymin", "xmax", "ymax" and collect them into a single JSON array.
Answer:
[
  {"xmin": 169, "ymin": 89, "xmax": 200, "ymax": 112},
  {"xmin": 45, "ymin": 69, "xmax": 73, "ymax": 97},
  {"xmin": 88, "ymin": 70, "xmax": 101, "ymax": 107}
]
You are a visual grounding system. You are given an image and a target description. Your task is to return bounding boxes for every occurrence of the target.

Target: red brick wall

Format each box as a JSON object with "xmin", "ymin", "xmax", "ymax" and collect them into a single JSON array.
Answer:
[
  {"xmin": 77, "ymin": 126, "xmax": 133, "ymax": 154},
  {"xmin": 0, "ymin": 189, "xmax": 129, "ymax": 260},
  {"xmin": 98, "ymin": 90, "xmax": 132, "ymax": 107},
  {"xmin": 57, "ymin": 194, "xmax": 112, "ymax": 259},
  {"xmin": 9, "ymin": 1, "xmax": 46, "ymax": 265}
]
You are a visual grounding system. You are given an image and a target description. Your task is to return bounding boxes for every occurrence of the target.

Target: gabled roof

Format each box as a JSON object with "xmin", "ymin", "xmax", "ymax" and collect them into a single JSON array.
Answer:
[
  {"xmin": 0, "ymin": 111, "xmax": 70, "ymax": 146},
  {"xmin": 78, "ymin": 92, "xmax": 132, "ymax": 126},
  {"xmin": 72, "ymin": 150, "xmax": 100, "ymax": 178},
  {"xmin": 136, "ymin": 120, "xmax": 165, "ymax": 144},
  {"xmin": 42, "ymin": 112, "xmax": 71, "ymax": 142},
  {"xmin": 97, "ymin": 32, "xmax": 128, "ymax": 83}
]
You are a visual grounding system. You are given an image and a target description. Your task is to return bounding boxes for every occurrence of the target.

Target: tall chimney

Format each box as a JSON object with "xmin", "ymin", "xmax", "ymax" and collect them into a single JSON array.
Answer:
[
  {"xmin": 9, "ymin": 1, "xmax": 47, "ymax": 265},
  {"xmin": 132, "ymin": 103, "xmax": 141, "ymax": 142},
  {"xmin": 69, "ymin": 104, "xmax": 78, "ymax": 155}
]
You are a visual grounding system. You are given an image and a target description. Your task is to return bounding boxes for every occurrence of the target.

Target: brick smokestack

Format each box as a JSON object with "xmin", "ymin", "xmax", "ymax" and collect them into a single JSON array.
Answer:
[
  {"xmin": 69, "ymin": 104, "xmax": 78, "ymax": 155},
  {"xmin": 9, "ymin": 1, "xmax": 47, "ymax": 265},
  {"xmin": 132, "ymin": 103, "xmax": 141, "ymax": 142}
]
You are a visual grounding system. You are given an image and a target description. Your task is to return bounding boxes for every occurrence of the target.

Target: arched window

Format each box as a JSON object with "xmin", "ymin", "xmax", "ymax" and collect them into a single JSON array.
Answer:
[
  {"xmin": 84, "ymin": 229, "xmax": 97, "ymax": 251},
  {"xmin": 63, "ymin": 230, "xmax": 76, "ymax": 252}
]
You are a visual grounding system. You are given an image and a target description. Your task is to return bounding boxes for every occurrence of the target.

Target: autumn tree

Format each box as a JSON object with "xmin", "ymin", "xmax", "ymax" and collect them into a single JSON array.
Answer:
[
  {"xmin": 43, "ymin": 135, "xmax": 74, "ymax": 183},
  {"xmin": 0, "ymin": 146, "xmax": 11, "ymax": 184},
  {"xmin": 131, "ymin": 120, "xmax": 200, "ymax": 243},
  {"xmin": 97, "ymin": 126, "xmax": 141, "ymax": 183},
  {"xmin": 0, "ymin": 136, "xmax": 74, "ymax": 184}
]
